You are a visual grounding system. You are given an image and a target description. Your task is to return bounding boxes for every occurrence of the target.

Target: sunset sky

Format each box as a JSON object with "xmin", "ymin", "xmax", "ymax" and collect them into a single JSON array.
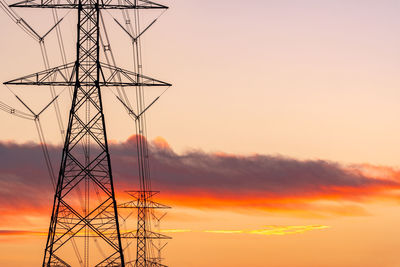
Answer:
[{"xmin": 1, "ymin": 0, "xmax": 400, "ymax": 266}]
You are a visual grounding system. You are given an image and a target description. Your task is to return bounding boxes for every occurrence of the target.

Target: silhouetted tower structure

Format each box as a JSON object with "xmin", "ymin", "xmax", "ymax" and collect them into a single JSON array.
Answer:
[
  {"xmin": 119, "ymin": 191, "xmax": 170, "ymax": 266},
  {"xmin": 3, "ymin": 0, "xmax": 170, "ymax": 266}
]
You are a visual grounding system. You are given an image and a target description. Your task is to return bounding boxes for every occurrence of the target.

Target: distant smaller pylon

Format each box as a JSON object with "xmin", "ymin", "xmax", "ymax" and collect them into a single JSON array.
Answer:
[{"xmin": 119, "ymin": 191, "xmax": 171, "ymax": 267}]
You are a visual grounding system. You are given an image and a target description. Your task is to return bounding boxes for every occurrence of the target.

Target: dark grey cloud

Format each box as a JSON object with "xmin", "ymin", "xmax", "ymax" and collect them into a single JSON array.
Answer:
[{"xmin": 0, "ymin": 137, "xmax": 398, "ymax": 216}]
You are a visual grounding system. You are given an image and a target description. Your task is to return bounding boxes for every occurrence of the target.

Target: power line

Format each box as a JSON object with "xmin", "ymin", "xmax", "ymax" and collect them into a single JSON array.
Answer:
[{"xmin": 2, "ymin": 0, "xmax": 172, "ymax": 266}]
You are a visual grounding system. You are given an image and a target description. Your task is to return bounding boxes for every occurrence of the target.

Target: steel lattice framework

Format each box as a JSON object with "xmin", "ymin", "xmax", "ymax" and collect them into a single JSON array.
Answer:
[
  {"xmin": 119, "ymin": 191, "xmax": 171, "ymax": 266},
  {"xmin": 4, "ymin": 0, "xmax": 170, "ymax": 266}
]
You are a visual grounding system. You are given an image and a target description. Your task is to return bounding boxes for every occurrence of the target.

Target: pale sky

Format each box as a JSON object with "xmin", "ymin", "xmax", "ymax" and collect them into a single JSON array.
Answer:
[{"xmin": 1, "ymin": 0, "xmax": 400, "ymax": 165}]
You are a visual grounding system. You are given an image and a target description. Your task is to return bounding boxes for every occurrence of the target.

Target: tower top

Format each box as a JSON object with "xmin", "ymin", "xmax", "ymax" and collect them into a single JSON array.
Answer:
[{"xmin": 9, "ymin": 0, "xmax": 168, "ymax": 9}]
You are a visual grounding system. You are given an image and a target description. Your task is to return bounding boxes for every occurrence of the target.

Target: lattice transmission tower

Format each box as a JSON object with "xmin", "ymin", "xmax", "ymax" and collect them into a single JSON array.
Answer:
[{"xmin": 3, "ymin": 0, "xmax": 170, "ymax": 266}]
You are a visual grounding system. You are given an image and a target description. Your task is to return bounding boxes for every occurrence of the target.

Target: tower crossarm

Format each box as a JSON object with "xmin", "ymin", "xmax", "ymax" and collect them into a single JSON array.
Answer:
[
  {"xmin": 9, "ymin": 0, "xmax": 168, "ymax": 9},
  {"xmin": 125, "ymin": 190, "xmax": 161, "ymax": 199},
  {"xmin": 4, "ymin": 62, "xmax": 171, "ymax": 87},
  {"xmin": 3, "ymin": 0, "xmax": 171, "ymax": 264},
  {"xmin": 100, "ymin": 62, "xmax": 171, "ymax": 87},
  {"xmin": 118, "ymin": 200, "xmax": 171, "ymax": 209},
  {"xmin": 120, "ymin": 230, "xmax": 171, "ymax": 240},
  {"xmin": 4, "ymin": 62, "xmax": 75, "ymax": 87}
]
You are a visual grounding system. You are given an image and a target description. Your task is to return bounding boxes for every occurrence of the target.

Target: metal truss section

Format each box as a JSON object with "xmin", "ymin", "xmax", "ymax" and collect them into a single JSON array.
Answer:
[
  {"xmin": 94, "ymin": 251, "xmax": 125, "ymax": 267},
  {"xmin": 119, "ymin": 191, "xmax": 170, "ymax": 209},
  {"xmin": 4, "ymin": 62, "xmax": 75, "ymax": 86},
  {"xmin": 35, "ymin": 0, "xmax": 126, "ymax": 265},
  {"xmin": 4, "ymin": 62, "xmax": 171, "ymax": 87},
  {"xmin": 124, "ymin": 191, "xmax": 166, "ymax": 202},
  {"xmin": 4, "ymin": 0, "xmax": 171, "ymax": 265},
  {"xmin": 10, "ymin": 0, "xmax": 168, "ymax": 9},
  {"xmin": 48, "ymin": 254, "xmax": 72, "ymax": 267},
  {"xmin": 121, "ymin": 230, "xmax": 171, "ymax": 240},
  {"xmin": 100, "ymin": 63, "xmax": 171, "ymax": 87},
  {"xmin": 118, "ymin": 200, "xmax": 170, "ymax": 209},
  {"xmin": 119, "ymin": 190, "xmax": 170, "ymax": 267}
]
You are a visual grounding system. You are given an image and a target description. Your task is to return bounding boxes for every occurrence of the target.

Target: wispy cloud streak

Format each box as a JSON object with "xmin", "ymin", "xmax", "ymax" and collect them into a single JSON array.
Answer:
[{"xmin": 203, "ymin": 225, "xmax": 330, "ymax": 235}]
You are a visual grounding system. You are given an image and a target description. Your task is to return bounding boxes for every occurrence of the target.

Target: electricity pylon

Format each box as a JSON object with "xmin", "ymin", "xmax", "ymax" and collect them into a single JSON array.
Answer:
[
  {"xmin": 119, "ymin": 191, "xmax": 171, "ymax": 266},
  {"xmin": 4, "ymin": 0, "xmax": 170, "ymax": 266}
]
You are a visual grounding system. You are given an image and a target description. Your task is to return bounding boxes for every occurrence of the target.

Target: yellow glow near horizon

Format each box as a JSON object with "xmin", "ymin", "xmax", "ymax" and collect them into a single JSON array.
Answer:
[
  {"xmin": 204, "ymin": 225, "xmax": 330, "ymax": 236},
  {"xmin": 0, "ymin": 225, "xmax": 329, "ymax": 237}
]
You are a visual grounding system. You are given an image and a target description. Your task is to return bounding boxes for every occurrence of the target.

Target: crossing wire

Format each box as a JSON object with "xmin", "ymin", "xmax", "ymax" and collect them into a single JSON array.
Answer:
[
  {"xmin": 0, "ymin": 0, "xmax": 71, "ymax": 143},
  {"xmin": 2, "ymin": 82, "xmax": 84, "ymax": 264},
  {"xmin": 0, "ymin": 0, "xmax": 39, "ymax": 41},
  {"xmin": 40, "ymin": 41, "xmax": 66, "ymax": 142},
  {"xmin": 116, "ymin": 5, "xmax": 169, "ymax": 263},
  {"xmin": 99, "ymin": 10, "xmax": 132, "ymax": 109},
  {"xmin": 0, "ymin": 100, "xmax": 35, "ymax": 120},
  {"xmin": 2, "ymin": 1, "xmax": 169, "ymax": 264}
]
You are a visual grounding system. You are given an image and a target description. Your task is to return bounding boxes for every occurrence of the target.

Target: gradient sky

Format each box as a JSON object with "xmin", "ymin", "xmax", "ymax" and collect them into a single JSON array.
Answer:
[{"xmin": 1, "ymin": 0, "xmax": 400, "ymax": 266}]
